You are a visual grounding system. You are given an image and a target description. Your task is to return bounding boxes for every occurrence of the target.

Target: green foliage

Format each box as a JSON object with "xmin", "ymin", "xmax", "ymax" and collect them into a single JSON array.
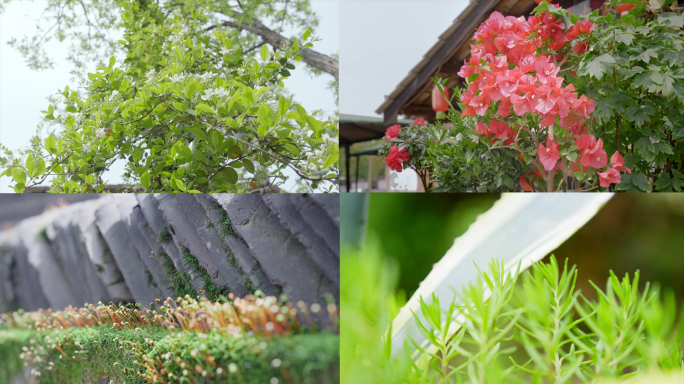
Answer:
[
  {"xmin": 389, "ymin": 257, "xmax": 684, "ymax": 383},
  {"xmin": 0, "ymin": 0, "xmax": 339, "ymax": 193},
  {"xmin": 571, "ymin": 5, "xmax": 684, "ymax": 191},
  {"xmin": 342, "ymin": 241, "xmax": 684, "ymax": 384}
]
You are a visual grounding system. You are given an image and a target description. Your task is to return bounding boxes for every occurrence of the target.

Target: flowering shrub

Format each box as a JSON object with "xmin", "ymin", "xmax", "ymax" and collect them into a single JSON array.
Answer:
[
  {"xmin": 379, "ymin": 110, "xmax": 525, "ymax": 192},
  {"xmin": 453, "ymin": 4, "xmax": 637, "ymax": 192},
  {"xmin": 445, "ymin": 1, "xmax": 684, "ymax": 192},
  {"xmin": 379, "ymin": 118, "xmax": 433, "ymax": 190},
  {"xmin": 0, "ymin": 0, "xmax": 339, "ymax": 193}
]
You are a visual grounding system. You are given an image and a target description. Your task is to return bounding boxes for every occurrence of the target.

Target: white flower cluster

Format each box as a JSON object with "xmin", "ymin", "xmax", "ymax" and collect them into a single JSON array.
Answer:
[
  {"xmin": 95, "ymin": 128, "xmax": 106, "ymax": 138},
  {"xmin": 305, "ymin": 149, "xmax": 328, "ymax": 172},
  {"xmin": 168, "ymin": 73, "xmax": 186, "ymax": 83},
  {"xmin": 219, "ymin": 46, "xmax": 231, "ymax": 55},
  {"xmin": 201, "ymin": 87, "xmax": 230, "ymax": 101}
]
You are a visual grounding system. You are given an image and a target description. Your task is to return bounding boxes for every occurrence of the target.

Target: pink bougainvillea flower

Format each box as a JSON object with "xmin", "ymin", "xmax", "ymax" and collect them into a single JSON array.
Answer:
[
  {"xmin": 496, "ymin": 74, "xmax": 518, "ymax": 97},
  {"xmin": 538, "ymin": 138, "xmax": 560, "ymax": 171},
  {"xmin": 580, "ymin": 138, "xmax": 608, "ymax": 169},
  {"xmin": 470, "ymin": 94, "xmax": 490, "ymax": 115},
  {"xmin": 519, "ymin": 175, "xmax": 534, "ymax": 191},
  {"xmin": 598, "ymin": 167, "xmax": 621, "ymax": 187},
  {"xmin": 510, "ymin": 93, "xmax": 532, "ymax": 115},
  {"xmin": 488, "ymin": 119, "xmax": 516, "ymax": 144},
  {"xmin": 572, "ymin": 41, "xmax": 588, "ymax": 54},
  {"xmin": 412, "ymin": 118, "xmax": 426, "ymax": 127},
  {"xmin": 610, "ymin": 151, "xmax": 632, "ymax": 174},
  {"xmin": 476, "ymin": 121, "xmax": 493, "ymax": 137},
  {"xmin": 540, "ymin": 116, "xmax": 556, "ymax": 127},
  {"xmin": 573, "ymin": 94, "xmax": 596, "ymax": 119},
  {"xmin": 533, "ymin": 88, "xmax": 557, "ymax": 115},
  {"xmin": 385, "ymin": 145, "xmax": 409, "ymax": 172},
  {"xmin": 383, "ymin": 124, "xmax": 401, "ymax": 140},
  {"xmin": 497, "ymin": 98, "xmax": 513, "ymax": 117},
  {"xmin": 519, "ymin": 55, "xmax": 537, "ymax": 73},
  {"xmin": 575, "ymin": 134, "xmax": 597, "ymax": 152}
]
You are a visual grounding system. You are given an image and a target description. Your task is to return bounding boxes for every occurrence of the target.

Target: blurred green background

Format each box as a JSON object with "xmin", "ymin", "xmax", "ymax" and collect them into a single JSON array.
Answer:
[{"xmin": 363, "ymin": 193, "xmax": 684, "ymax": 301}]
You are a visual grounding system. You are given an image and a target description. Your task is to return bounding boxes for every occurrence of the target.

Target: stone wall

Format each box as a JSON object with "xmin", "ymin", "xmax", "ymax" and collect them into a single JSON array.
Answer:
[{"xmin": 0, "ymin": 194, "xmax": 339, "ymax": 313}]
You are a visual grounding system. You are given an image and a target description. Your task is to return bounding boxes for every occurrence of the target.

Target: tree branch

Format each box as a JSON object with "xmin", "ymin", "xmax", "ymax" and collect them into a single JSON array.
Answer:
[{"xmin": 206, "ymin": 11, "xmax": 338, "ymax": 79}]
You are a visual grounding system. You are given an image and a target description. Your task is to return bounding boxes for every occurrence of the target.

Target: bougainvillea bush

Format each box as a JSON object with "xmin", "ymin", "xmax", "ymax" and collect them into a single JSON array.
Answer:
[
  {"xmin": 0, "ymin": 0, "xmax": 339, "ymax": 193},
  {"xmin": 382, "ymin": 1, "xmax": 683, "ymax": 192}
]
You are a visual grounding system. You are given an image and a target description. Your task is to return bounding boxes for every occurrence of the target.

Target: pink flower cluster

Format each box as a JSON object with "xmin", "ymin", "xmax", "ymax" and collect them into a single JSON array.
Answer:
[{"xmin": 458, "ymin": 10, "xmax": 629, "ymax": 189}]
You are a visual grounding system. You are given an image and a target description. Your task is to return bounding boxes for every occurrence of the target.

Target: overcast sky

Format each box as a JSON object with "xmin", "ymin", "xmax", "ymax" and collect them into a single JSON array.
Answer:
[
  {"xmin": 0, "ymin": 0, "xmax": 339, "ymax": 193},
  {"xmin": 340, "ymin": 0, "xmax": 468, "ymax": 117}
]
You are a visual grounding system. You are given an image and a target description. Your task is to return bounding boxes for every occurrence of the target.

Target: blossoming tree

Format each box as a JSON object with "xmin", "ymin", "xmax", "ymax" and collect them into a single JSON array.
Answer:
[{"xmin": 0, "ymin": 0, "xmax": 339, "ymax": 192}]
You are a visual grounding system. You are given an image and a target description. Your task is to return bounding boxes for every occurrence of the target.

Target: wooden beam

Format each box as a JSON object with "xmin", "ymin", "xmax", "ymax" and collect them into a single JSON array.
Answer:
[
  {"xmin": 383, "ymin": 0, "xmax": 502, "ymax": 126},
  {"xmin": 401, "ymin": 104, "xmax": 435, "ymax": 116}
]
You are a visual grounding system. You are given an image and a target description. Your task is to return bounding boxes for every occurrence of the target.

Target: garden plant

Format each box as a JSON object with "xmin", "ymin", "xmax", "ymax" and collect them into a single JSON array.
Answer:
[
  {"xmin": 0, "ymin": 0, "xmax": 339, "ymax": 193},
  {"xmin": 380, "ymin": 0, "xmax": 684, "ymax": 192},
  {"xmin": 342, "ymin": 244, "xmax": 684, "ymax": 384},
  {"xmin": 0, "ymin": 293, "xmax": 340, "ymax": 383}
]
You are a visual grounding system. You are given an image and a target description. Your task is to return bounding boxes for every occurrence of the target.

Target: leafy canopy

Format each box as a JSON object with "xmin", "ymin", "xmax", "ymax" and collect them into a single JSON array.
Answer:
[{"xmin": 0, "ymin": 0, "xmax": 339, "ymax": 192}]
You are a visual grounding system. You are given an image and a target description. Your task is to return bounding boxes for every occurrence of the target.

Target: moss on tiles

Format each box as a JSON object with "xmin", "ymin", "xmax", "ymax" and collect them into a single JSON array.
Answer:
[
  {"xmin": 180, "ymin": 246, "xmax": 228, "ymax": 300},
  {"xmin": 156, "ymin": 227, "xmax": 172, "ymax": 244},
  {"xmin": 156, "ymin": 252, "xmax": 195, "ymax": 299}
]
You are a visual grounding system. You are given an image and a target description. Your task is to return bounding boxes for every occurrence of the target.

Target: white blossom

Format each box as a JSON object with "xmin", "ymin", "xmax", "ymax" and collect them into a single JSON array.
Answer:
[
  {"xmin": 95, "ymin": 128, "xmax": 105, "ymax": 138},
  {"xmin": 201, "ymin": 89, "xmax": 215, "ymax": 101},
  {"xmin": 219, "ymin": 47, "xmax": 231, "ymax": 55},
  {"xmin": 169, "ymin": 74, "xmax": 185, "ymax": 83}
]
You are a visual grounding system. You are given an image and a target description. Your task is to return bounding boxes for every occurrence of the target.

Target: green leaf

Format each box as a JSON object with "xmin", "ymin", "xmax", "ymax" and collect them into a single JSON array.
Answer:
[
  {"xmin": 195, "ymin": 103, "xmax": 215, "ymax": 115},
  {"xmin": 243, "ymin": 158, "xmax": 255, "ymax": 173},
  {"xmin": 175, "ymin": 179, "xmax": 186, "ymax": 192},
  {"xmin": 184, "ymin": 126, "xmax": 207, "ymax": 141},
  {"xmin": 259, "ymin": 45, "xmax": 269, "ymax": 61},
  {"xmin": 278, "ymin": 96, "xmax": 291, "ymax": 116},
  {"xmin": 141, "ymin": 172, "xmax": 151, "ymax": 190},
  {"xmin": 614, "ymin": 33, "xmax": 634, "ymax": 45},
  {"xmin": 635, "ymin": 136, "xmax": 656, "ymax": 161},
  {"xmin": 625, "ymin": 105, "xmax": 651, "ymax": 127},
  {"xmin": 632, "ymin": 173, "xmax": 651, "ymax": 191},
  {"xmin": 631, "ymin": 48, "xmax": 658, "ymax": 64},
  {"xmin": 258, "ymin": 103, "xmax": 276, "ymax": 129},
  {"xmin": 26, "ymin": 155, "xmax": 35, "ymax": 177},
  {"xmin": 12, "ymin": 168, "xmax": 26, "ymax": 185},
  {"xmin": 45, "ymin": 134, "xmax": 57, "ymax": 154},
  {"xmin": 227, "ymin": 145, "xmax": 242, "ymax": 159},
  {"xmin": 580, "ymin": 54, "xmax": 615, "ymax": 80},
  {"xmin": 184, "ymin": 81, "xmax": 199, "ymax": 100},
  {"xmin": 221, "ymin": 167, "xmax": 238, "ymax": 184},
  {"xmin": 303, "ymin": 27, "xmax": 311, "ymax": 40},
  {"xmin": 323, "ymin": 153, "xmax": 338, "ymax": 169},
  {"xmin": 655, "ymin": 173, "xmax": 672, "ymax": 191}
]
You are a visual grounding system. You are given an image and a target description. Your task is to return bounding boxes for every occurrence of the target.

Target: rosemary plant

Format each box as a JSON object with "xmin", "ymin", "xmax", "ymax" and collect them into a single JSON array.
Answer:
[{"xmin": 387, "ymin": 256, "xmax": 684, "ymax": 384}]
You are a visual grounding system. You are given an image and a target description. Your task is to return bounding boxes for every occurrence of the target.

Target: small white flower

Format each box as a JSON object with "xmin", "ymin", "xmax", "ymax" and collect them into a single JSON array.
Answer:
[
  {"xmin": 219, "ymin": 47, "xmax": 230, "ymax": 55},
  {"xmin": 169, "ymin": 74, "xmax": 184, "ymax": 83},
  {"xmin": 83, "ymin": 144, "xmax": 92, "ymax": 152},
  {"xmin": 201, "ymin": 89, "xmax": 215, "ymax": 101},
  {"xmin": 96, "ymin": 128, "xmax": 105, "ymax": 138}
]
